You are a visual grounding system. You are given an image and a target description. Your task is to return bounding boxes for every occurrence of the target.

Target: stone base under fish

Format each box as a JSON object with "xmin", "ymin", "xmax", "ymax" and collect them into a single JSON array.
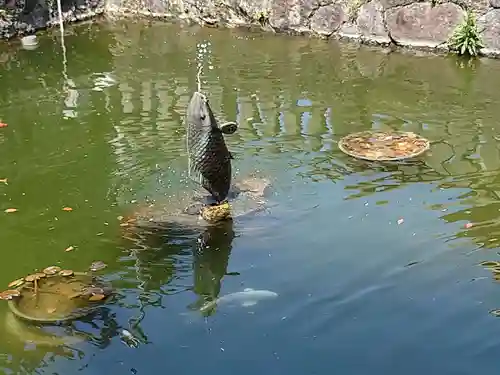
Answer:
[
  {"xmin": 119, "ymin": 176, "xmax": 272, "ymax": 233},
  {"xmin": 200, "ymin": 202, "xmax": 232, "ymax": 223}
]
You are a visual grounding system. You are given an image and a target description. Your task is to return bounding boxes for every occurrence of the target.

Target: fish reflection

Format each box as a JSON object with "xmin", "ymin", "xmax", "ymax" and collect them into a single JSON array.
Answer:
[
  {"xmin": 190, "ymin": 221, "xmax": 237, "ymax": 314},
  {"xmin": 122, "ymin": 214, "xmax": 239, "ymax": 316}
]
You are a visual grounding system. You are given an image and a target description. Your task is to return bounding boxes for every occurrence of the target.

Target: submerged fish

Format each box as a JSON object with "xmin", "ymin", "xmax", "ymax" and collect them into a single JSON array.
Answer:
[
  {"xmin": 186, "ymin": 91, "xmax": 238, "ymax": 204},
  {"xmin": 199, "ymin": 288, "xmax": 278, "ymax": 312}
]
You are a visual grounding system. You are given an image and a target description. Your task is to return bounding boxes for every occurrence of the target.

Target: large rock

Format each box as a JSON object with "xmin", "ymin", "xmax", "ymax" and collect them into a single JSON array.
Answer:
[
  {"xmin": 386, "ymin": 2, "xmax": 465, "ymax": 47},
  {"xmin": 457, "ymin": 0, "xmax": 490, "ymax": 16},
  {"xmin": 356, "ymin": 0, "xmax": 390, "ymax": 43},
  {"xmin": 379, "ymin": 0, "xmax": 414, "ymax": 9},
  {"xmin": 269, "ymin": 0, "xmax": 316, "ymax": 32},
  {"xmin": 478, "ymin": 9, "xmax": 500, "ymax": 51},
  {"xmin": 237, "ymin": 0, "xmax": 272, "ymax": 22},
  {"xmin": 310, "ymin": 3, "xmax": 345, "ymax": 36},
  {"xmin": 491, "ymin": 0, "xmax": 500, "ymax": 9}
]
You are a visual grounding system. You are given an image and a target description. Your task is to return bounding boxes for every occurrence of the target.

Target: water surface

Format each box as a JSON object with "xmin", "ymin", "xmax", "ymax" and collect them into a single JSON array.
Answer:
[{"xmin": 1, "ymin": 19, "xmax": 500, "ymax": 375}]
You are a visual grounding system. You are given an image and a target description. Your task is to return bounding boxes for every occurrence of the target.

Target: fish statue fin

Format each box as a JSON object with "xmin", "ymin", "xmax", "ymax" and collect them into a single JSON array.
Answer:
[
  {"xmin": 219, "ymin": 122, "xmax": 238, "ymax": 135},
  {"xmin": 241, "ymin": 301, "xmax": 257, "ymax": 307},
  {"xmin": 243, "ymin": 288, "xmax": 254, "ymax": 292}
]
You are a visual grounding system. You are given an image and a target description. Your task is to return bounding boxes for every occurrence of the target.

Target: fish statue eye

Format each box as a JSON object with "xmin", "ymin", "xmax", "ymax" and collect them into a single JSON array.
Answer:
[{"xmin": 200, "ymin": 114, "xmax": 206, "ymax": 120}]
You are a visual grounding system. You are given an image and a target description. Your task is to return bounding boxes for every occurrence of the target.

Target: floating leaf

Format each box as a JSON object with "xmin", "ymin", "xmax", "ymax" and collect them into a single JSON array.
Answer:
[
  {"xmin": 58, "ymin": 269, "xmax": 74, "ymax": 277},
  {"xmin": 4, "ymin": 208, "xmax": 17, "ymax": 213},
  {"xmin": 0, "ymin": 178, "xmax": 7, "ymax": 184},
  {"xmin": 25, "ymin": 273, "xmax": 44, "ymax": 282},
  {"xmin": 62, "ymin": 207, "xmax": 73, "ymax": 212},
  {"xmin": 0, "ymin": 289, "xmax": 20, "ymax": 300},
  {"xmin": 43, "ymin": 266, "xmax": 61, "ymax": 275},
  {"xmin": 64, "ymin": 246, "xmax": 74, "ymax": 252},
  {"xmin": 479, "ymin": 261, "xmax": 500, "ymax": 268},
  {"xmin": 7, "ymin": 278, "xmax": 24, "ymax": 288},
  {"xmin": 0, "ymin": 122, "xmax": 8, "ymax": 128},
  {"xmin": 88, "ymin": 293, "xmax": 106, "ymax": 301},
  {"xmin": 464, "ymin": 222, "xmax": 473, "ymax": 229},
  {"xmin": 397, "ymin": 218, "xmax": 404, "ymax": 225}
]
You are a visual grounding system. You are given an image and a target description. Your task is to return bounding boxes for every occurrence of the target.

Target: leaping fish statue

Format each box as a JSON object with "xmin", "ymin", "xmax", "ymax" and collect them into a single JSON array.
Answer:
[{"xmin": 186, "ymin": 91, "xmax": 238, "ymax": 204}]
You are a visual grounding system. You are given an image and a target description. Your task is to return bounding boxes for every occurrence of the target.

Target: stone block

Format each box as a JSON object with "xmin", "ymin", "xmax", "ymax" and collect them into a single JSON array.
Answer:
[
  {"xmin": 455, "ymin": 0, "xmax": 490, "ymax": 16},
  {"xmin": 386, "ymin": 2, "xmax": 465, "ymax": 46},
  {"xmin": 310, "ymin": 3, "xmax": 345, "ymax": 35},
  {"xmin": 478, "ymin": 9, "xmax": 500, "ymax": 51},
  {"xmin": 269, "ymin": 0, "xmax": 334, "ymax": 32},
  {"xmin": 379, "ymin": 0, "xmax": 414, "ymax": 9},
  {"xmin": 356, "ymin": 0, "xmax": 390, "ymax": 42}
]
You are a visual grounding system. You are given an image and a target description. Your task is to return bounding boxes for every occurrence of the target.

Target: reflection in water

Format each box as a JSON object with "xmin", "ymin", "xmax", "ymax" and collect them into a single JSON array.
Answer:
[
  {"xmin": 1, "ymin": 302, "xmax": 131, "ymax": 373},
  {"xmin": 122, "ymin": 217, "xmax": 236, "ymax": 318}
]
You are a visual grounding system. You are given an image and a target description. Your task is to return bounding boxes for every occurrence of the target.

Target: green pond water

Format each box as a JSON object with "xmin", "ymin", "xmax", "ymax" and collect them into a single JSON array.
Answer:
[{"xmin": 2, "ymin": 18, "xmax": 500, "ymax": 374}]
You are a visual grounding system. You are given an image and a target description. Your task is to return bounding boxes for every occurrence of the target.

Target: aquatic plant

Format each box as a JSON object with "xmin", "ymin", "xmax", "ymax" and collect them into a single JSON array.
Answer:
[
  {"xmin": 347, "ymin": 0, "xmax": 365, "ymax": 22},
  {"xmin": 253, "ymin": 10, "xmax": 269, "ymax": 25},
  {"xmin": 448, "ymin": 10, "xmax": 484, "ymax": 57}
]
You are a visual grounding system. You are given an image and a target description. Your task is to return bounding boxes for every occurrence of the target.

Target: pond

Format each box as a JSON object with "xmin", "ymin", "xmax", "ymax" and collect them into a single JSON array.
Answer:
[{"xmin": 1, "ymin": 18, "xmax": 500, "ymax": 375}]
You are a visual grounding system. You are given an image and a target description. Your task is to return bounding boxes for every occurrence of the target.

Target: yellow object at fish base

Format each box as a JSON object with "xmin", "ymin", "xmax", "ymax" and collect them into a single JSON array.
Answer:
[{"xmin": 200, "ymin": 202, "xmax": 232, "ymax": 223}]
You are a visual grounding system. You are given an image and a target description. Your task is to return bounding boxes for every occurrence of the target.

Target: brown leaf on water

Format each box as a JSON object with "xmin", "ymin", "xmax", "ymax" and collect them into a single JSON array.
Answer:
[
  {"xmin": 65, "ymin": 246, "xmax": 74, "ymax": 252},
  {"xmin": 0, "ymin": 178, "xmax": 7, "ymax": 184},
  {"xmin": 62, "ymin": 207, "xmax": 73, "ymax": 212},
  {"xmin": 4, "ymin": 208, "xmax": 17, "ymax": 213},
  {"xmin": 88, "ymin": 294, "xmax": 106, "ymax": 301},
  {"xmin": 465, "ymin": 222, "xmax": 473, "ymax": 229}
]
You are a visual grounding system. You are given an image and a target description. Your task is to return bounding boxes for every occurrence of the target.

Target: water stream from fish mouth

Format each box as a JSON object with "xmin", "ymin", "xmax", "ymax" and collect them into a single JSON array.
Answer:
[{"xmin": 2, "ymin": 18, "xmax": 500, "ymax": 375}]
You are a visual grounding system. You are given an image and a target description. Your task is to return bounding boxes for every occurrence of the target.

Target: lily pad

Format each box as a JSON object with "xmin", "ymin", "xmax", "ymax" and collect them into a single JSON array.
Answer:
[
  {"xmin": 59, "ymin": 269, "xmax": 74, "ymax": 277},
  {"xmin": 8, "ymin": 272, "xmax": 113, "ymax": 323},
  {"xmin": 0, "ymin": 290, "xmax": 21, "ymax": 300},
  {"xmin": 43, "ymin": 266, "xmax": 61, "ymax": 276},
  {"xmin": 338, "ymin": 131, "xmax": 430, "ymax": 161},
  {"xmin": 25, "ymin": 273, "xmax": 45, "ymax": 282},
  {"xmin": 8, "ymin": 279, "xmax": 24, "ymax": 288}
]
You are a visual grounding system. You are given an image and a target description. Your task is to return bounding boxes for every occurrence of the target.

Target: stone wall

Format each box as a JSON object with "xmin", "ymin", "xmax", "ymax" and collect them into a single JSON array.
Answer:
[
  {"xmin": 0, "ymin": 0, "xmax": 104, "ymax": 38},
  {"xmin": 104, "ymin": 0, "xmax": 500, "ymax": 56},
  {"xmin": 3, "ymin": 0, "xmax": 500, "ymax": 57}
]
